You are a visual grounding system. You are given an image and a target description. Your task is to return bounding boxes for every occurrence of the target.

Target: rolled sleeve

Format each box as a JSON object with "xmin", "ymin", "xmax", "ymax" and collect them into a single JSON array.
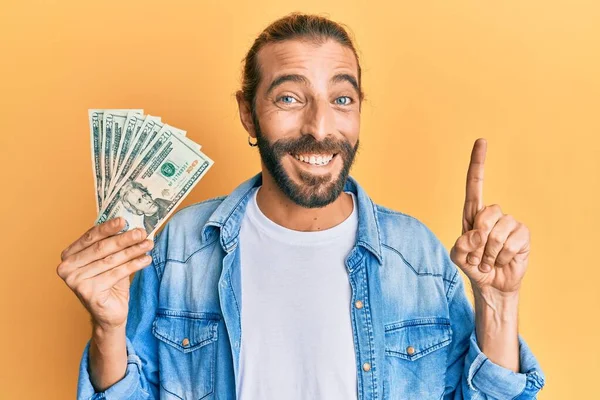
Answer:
[
  {"xmin": 77, "ymin": 337, "xmax": 150, "ymax": 400},
  {"xmin": 464, "ymin": 329, "xmax": 546, "ymax": 399}
]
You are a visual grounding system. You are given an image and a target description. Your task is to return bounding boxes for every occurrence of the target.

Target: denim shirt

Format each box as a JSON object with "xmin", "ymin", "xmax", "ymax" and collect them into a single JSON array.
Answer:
[{"xmin": 77, "ymin": 172, "xmax": 546, "ymax": 400}]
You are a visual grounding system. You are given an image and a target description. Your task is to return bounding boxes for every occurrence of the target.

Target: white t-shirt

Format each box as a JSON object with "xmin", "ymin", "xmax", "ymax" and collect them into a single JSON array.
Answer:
[{"xmin": 237, "ymin": 186, "xmax": 359, "ymax": 400}]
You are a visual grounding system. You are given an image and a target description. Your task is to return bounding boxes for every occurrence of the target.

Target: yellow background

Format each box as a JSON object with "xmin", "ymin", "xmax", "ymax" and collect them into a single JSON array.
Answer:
[{"xmin": 1, "ymin": 0, "xmax": 598, "ymax": 398}]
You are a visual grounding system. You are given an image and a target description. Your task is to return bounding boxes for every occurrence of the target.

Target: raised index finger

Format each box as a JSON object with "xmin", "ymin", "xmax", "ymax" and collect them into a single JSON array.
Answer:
[{"xmin": 465, "ymin": 138, "xmax": 487, "ymax": 215}]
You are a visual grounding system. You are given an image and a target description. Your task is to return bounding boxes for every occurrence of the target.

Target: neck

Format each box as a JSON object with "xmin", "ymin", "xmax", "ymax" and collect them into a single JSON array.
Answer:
[{"xmin": 256, "ymin": 171, "xmax": 354, "ymax": 232}]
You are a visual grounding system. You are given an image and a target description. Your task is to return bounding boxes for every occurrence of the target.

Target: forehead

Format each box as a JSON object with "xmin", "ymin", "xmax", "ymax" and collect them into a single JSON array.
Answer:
[{"xmin": 256, "ymin": 39, "xmax": 358, "ymax": 85}]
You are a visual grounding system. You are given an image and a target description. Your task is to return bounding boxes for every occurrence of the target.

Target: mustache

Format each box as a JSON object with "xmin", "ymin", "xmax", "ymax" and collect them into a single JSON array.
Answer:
[{"xmin": 269, "ymin": 135, "xmax": 352, "ymax": 155}]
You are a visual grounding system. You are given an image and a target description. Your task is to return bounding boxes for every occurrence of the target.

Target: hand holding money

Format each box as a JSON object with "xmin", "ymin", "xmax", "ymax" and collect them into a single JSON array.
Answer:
[
  {"xmin": 57, "ymin": 218, "xmax": 153, "ymax": 331},
  {"xmin": 58, "ymin": 108, "xmax": 214, "ymax": 326},
  {"xmin": 88, "ymin": 109, "xmax": 214, "ymax": 237}
]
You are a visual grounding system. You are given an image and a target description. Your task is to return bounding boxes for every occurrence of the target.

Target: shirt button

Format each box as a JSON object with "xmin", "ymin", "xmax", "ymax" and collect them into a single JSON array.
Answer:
[
  {"xmin": 406, "ymin": 346, "xmax": 415, "ymax": 355},
  {"xmin": 362, "ymin": 362, "xmax": 371, "ymax": 372},
  {"xmin": 354, "ymin": 300, "xmax": 364, "ymax": 309},
  {"xmin": 182, "ymin": 338, "xmax": 190, "ymax": 347}
]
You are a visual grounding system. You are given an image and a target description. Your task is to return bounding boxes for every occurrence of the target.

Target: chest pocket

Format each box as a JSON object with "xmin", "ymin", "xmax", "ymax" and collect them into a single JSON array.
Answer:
[
  {"xmin": 383, "ymin": 317, "xmax": 452, "ymax": 400},
  {"xmin": 152, "ymin": 309, "xmax": 220, "ymax": 400}
]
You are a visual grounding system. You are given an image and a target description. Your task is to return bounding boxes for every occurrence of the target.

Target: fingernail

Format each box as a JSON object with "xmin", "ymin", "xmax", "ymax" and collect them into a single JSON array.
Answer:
[
  {"xmin": 112, "ymin": 217, "xmax": 121, "ymax": 227},
  {"xmin": 132, "ymin": 229, "xmax": 142, "ymax": 240},
  {"xmin": 480, "ymin": 263, "xmax": 492, "ymax": 273}
]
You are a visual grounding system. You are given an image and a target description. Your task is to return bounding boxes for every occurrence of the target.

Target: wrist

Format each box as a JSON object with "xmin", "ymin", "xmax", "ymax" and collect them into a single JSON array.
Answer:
[
  {"xmin": 93, "ymin": 320, "xmax": 126, "ymax": 336},
  {"xmin": 91, "ymin": 323, "xmax": 126, "ymax": 353},
  {"xmin": 473, "ymin": 287, "xmax": 520, "ymax": 372},
  {"xmin": 89, "ymin": 323, "xmax": 128, "ymax": 392},
  {"xmin": 473, "ymin": 287, "xmax": 520, "ymax": 320}
]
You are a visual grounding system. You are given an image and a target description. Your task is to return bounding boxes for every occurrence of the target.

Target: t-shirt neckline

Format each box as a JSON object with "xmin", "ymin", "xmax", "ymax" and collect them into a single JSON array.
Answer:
[{"xmin": 245, "ymin": 186, "xmax": 358, "ymax": 245}]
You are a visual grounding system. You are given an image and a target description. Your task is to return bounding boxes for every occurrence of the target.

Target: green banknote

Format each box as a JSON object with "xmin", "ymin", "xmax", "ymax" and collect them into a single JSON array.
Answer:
[{"xmin": 89, "ymin": 109, "xmax": 213, "ymax": 236}]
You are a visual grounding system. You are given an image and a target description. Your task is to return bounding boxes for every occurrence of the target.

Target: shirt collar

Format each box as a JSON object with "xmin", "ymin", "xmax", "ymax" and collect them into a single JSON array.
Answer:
[{"xmin": 201, "ymin": 172, "xmax": 382, "ymax": 263}]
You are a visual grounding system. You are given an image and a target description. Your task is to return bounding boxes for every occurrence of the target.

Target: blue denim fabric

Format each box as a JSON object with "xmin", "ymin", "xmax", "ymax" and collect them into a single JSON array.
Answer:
[{"xmin": 77, "ymin": 172, "xmax": 546, "ymax": 399}]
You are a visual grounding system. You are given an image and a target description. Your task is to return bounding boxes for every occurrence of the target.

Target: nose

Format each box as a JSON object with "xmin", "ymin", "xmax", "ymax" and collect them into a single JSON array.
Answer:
[{"xmin": 301, "ymin": 97, "xmax": 335, "ymax": 141}]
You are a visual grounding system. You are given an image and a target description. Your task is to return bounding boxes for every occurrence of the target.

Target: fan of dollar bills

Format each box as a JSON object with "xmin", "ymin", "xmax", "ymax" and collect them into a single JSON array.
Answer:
[{"xmin": 88, "ymin": 109, "xmax": 214, "ymax": 238}]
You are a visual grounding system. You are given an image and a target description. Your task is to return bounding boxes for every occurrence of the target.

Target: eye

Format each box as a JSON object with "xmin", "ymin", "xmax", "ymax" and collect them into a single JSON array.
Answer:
[
  {"xmin": 277, "ymin": 95, "xmax": 298, "ymax": 105},
  {"xmin": 334, "ymin": 96, "xmax": 353, "ymax": 106}
]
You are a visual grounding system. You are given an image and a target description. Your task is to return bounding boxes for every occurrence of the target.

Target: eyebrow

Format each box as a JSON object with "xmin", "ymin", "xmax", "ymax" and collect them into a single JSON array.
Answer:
[{"xmin": 265, "ymin": 73, "xmax": 360, "ymax": 97}]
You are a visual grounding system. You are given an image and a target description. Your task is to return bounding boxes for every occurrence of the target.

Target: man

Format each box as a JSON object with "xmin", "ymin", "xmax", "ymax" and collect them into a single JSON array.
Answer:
[
  {"xmin": 118, "ymin": 180, "xmax": 170, "ymax": 234},
  {"xmin": 58, "ymin": 13, "xmax": 545, "ymax": 400}
]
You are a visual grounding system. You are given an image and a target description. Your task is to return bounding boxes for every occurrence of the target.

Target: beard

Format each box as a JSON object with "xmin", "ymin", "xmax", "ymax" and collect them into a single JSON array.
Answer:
[{"xmin": 253, "ymin": 113, "xmax": 359, "ymax": 208}]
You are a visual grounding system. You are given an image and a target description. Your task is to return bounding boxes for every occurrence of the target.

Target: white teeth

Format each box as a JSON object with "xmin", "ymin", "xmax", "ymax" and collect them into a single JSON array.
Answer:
[{"xmin": 292, "ymin": 153, "xmax": 334, "ymax": 166}]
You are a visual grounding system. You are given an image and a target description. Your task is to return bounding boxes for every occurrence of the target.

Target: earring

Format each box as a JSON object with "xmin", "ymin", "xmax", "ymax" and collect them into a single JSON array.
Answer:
[{"xmin": 248, "ymin": 136, "xmax": 258, "ymax": 147}]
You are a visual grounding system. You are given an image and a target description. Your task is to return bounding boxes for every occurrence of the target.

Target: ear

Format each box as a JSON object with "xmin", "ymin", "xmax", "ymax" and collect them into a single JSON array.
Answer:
[{"xmin": 236, "ymin": 90, "xmax": 257, "ymax": 138}]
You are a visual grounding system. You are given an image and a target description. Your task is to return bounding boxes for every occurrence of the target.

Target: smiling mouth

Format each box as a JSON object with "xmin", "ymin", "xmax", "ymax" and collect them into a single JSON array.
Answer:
[{"xmin": 289, "ymin": 152, "xmax": 338, "ymax": 166}]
